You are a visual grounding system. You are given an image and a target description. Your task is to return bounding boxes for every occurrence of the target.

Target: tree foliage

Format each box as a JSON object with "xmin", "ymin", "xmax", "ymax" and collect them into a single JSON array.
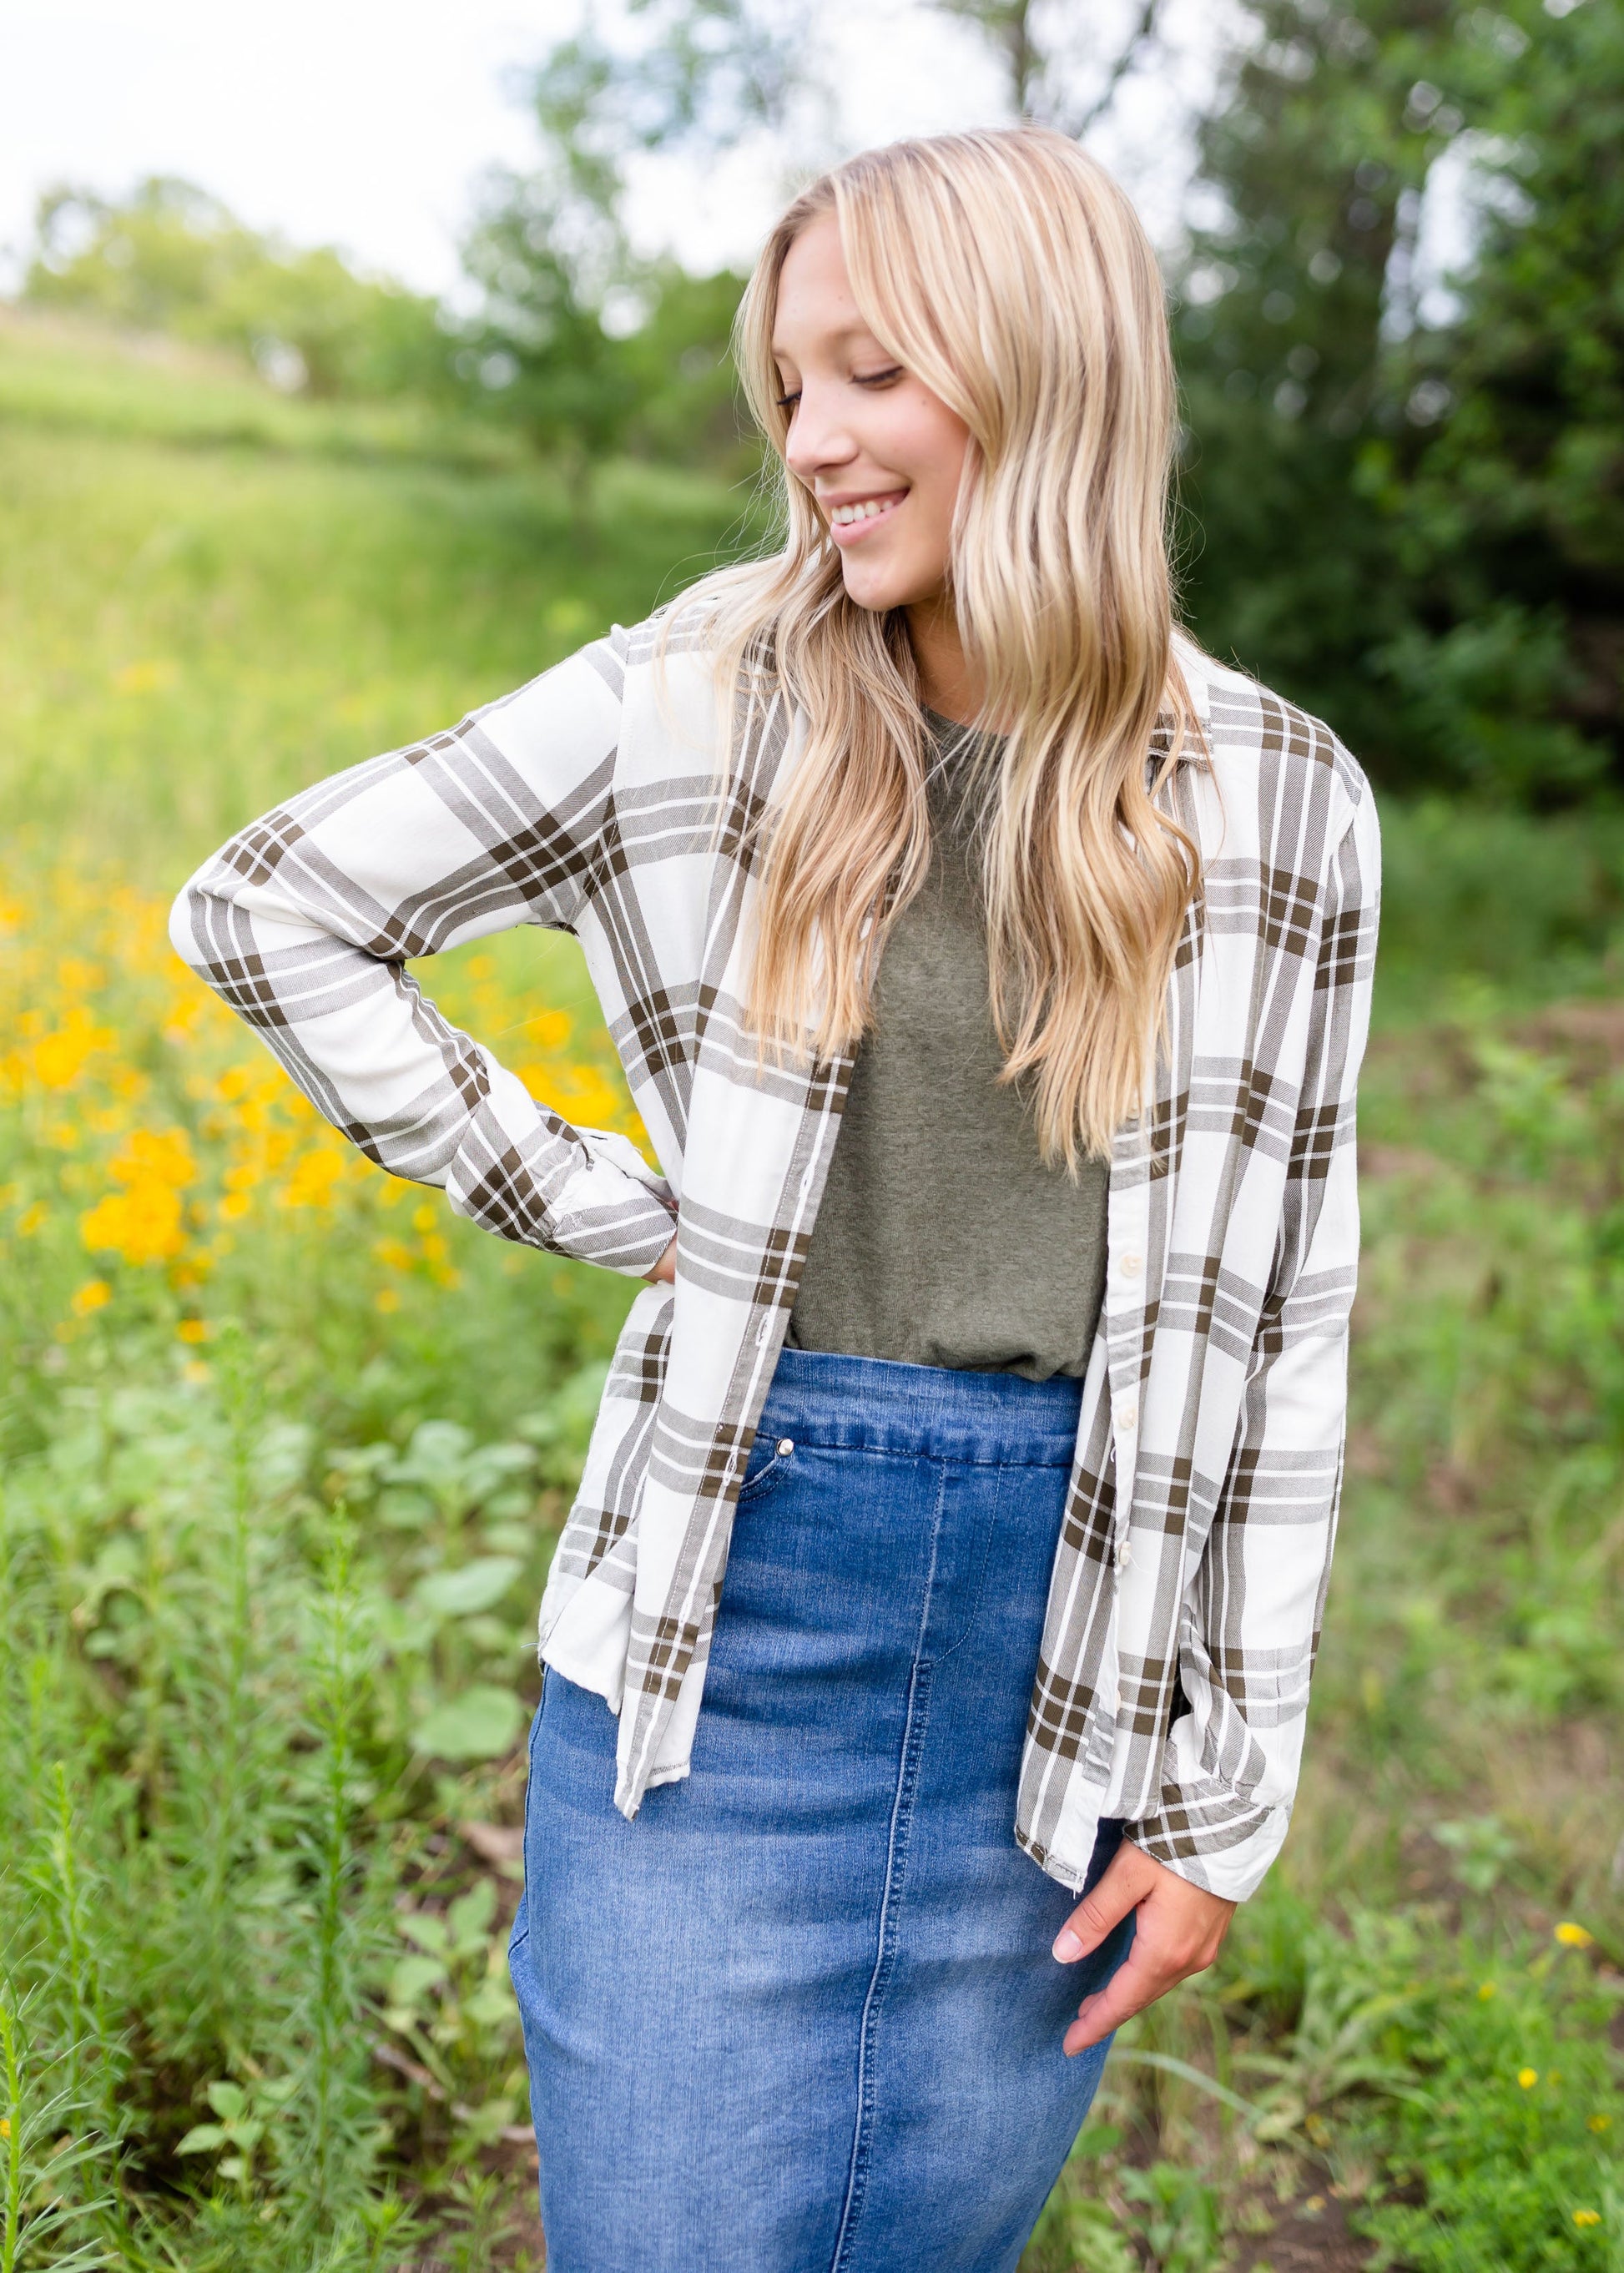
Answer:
[
  {"xmin": 456, "ymin": 4, "xmax": 805, "ymax": 488},
  {"xmin": 1172, "ymin": 0, "xmax": 1623, "ymax": 800},
  {"xmin": 23, "ymin": 178, "xmax": 449, "ymax": 402}
]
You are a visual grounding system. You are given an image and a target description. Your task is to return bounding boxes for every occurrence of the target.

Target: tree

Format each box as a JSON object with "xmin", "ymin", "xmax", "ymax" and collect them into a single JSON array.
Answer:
[
  {"xmin": 1378, "ymin": 0, "xmax": 1624, "ymax": 799},
  {"xmin": 1173, "ymin": 0, "xmax": 1623, "ymax": 800},
  {"xmin": 461, "ymin": 1, "xmax": 809, "ymax": 499},
  {"xmin": 24, "ymin": 178, "xmax": 448, "ymax": 401},
  {"xmin": 922, "ymin": 0, "xmax": 1168, "ymax": 134},
  {"xmin": 1163, "ymin": 1, "xmax": 1460, "ymax": 776}
]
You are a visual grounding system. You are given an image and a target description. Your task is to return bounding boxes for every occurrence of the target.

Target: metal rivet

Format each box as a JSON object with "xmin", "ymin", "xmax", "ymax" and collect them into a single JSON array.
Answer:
[{"xmin": 777, "ymin": 1438, "xmax": 794, "ymax": 1456}]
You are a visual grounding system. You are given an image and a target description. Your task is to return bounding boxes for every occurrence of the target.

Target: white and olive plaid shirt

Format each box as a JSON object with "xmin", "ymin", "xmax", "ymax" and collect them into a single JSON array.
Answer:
[{"xmin": 171, "ymin": 609, "xmax": 1379, "ymax": 1903}]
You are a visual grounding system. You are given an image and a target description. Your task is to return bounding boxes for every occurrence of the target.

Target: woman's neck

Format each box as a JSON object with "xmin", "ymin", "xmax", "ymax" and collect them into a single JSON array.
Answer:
[{"xmin": 905, "ymin": 593, "xmax": 988, "ymax": 727}]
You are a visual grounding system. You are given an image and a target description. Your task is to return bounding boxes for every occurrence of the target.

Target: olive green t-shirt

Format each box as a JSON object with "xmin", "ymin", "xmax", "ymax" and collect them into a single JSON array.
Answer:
[{"xmin": 787, "ymin": 710, "xmax": 1109, "ymax": 1382}]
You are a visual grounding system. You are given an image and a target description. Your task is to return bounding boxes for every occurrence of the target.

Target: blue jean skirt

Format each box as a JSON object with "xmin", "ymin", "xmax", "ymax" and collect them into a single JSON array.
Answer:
[{"xmin": 509, "ymin": 1348, "xmax": 1132, "ymax": 2273}]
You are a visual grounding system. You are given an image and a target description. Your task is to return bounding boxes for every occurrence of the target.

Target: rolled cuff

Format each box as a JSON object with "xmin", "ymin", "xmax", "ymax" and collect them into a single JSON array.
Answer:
[{"xmin": 1126, "ymin": 1787, "xmax": 1292, "ymax": 1903}]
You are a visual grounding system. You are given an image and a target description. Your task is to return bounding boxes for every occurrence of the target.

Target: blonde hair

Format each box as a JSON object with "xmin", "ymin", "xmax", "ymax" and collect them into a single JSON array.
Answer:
[{"xmin": 676, "ymin": 125, "xmax": 1200, "ymax": 1167}]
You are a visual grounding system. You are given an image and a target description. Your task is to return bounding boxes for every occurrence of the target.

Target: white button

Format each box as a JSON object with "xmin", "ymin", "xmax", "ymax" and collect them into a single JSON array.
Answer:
[
  {"xmin": 1119, "ymin": 1252, "xmax": 1143, "ymax": 1281},
  {"xmin": 1115, "ymin": 1399, "xmax": 1138, "ymax": 1432},
  {"xmin": 1110, "ymin": 1688, "xmax": 1124, "ymax": 1714},
  {"xmin": 1117, "ymin": 1539, "xmax": 1132, "ymax": 1570},
  {"xmin": 776, "ymin": 1438, "xmax": 794, "ymax": 1457}
]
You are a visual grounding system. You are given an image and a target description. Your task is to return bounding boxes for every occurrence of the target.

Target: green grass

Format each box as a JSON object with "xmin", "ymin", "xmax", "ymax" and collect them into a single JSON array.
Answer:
[
  {"xmin": 0, "ymin": 310, "xmax": 763, "ymax": 879},
  {"xmin": 2, "ymin": 310, "xmax": 1621, "ymax": 2270}
]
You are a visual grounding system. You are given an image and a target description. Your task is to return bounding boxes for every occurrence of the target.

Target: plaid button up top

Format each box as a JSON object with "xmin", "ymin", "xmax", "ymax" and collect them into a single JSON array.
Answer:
[{"xmin": 171, "ymin": 609, "xmax": 1379, "ymax": 1903}]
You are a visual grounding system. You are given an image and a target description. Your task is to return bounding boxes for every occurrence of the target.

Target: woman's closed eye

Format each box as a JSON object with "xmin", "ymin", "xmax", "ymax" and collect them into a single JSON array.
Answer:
[{"xmin": 774, "ymin": 366, "xmax": 905, "ymax": 414}]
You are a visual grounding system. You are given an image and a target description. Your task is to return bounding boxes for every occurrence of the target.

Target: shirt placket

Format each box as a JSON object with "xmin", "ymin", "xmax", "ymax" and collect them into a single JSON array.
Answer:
[{"xmin": 1097, "ymin": 1143, "xmax": 1152, "ymax": 1728}]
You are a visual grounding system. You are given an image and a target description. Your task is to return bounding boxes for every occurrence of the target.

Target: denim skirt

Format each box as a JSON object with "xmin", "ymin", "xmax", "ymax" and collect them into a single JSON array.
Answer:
[{"xmin": 508, "ymin": 1348, "xmax": 1132, "ymax": 2273}]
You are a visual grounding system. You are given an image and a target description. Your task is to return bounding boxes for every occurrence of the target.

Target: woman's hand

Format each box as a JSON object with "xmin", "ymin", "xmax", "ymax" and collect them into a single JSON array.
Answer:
[
  {"xmin": 645, "ymin": 1233, "xmax": 678, "ymax": 1285},
  {"xmin": 1052, "ymin": 1839, "xmax": 1235, "ymax": 2054}
]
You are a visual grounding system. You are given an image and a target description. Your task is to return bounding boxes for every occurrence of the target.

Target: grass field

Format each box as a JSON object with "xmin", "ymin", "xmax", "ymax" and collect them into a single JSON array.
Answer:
[{"xmin": 3, "ymin": 310, "xmax": 1623, "ymax": 2270}]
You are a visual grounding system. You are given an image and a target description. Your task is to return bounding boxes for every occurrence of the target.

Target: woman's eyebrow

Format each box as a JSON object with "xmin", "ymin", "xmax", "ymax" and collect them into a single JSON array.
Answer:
[{"xmin": 770, "ymin": 323, "xmax": 889, "ymax": 361}]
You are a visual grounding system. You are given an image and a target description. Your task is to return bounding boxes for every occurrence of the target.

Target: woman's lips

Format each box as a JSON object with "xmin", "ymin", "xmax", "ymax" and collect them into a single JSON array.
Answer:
[{"xmin": 826, "ymin": 491, "xmax": 907, "ymax": 546}]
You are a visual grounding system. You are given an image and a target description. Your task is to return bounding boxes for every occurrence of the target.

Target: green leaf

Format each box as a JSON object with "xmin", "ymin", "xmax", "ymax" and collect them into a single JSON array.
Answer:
[
  {"xmin": 205, "ymin": 2079, "xmax": 247, "ymax": 2121},
  {"xmin": 1109, "ymin": 2049, "xmax": 1265, "ymax": 2122},
  {"xmin": 447, "ymin": 1877, "xmax": 497, "ymax": 1947},
  {"xmin": 387, "ymin": 1953, "xmax": 448, "ymax": 2008},
  {"xmin": 177, "ymin": 2123, "xmax": 228, "ymax": 2155},
  {"xmin": 398, "ymin": 1913, "xmax": 449, "ymax": 1955},
  {"xmin": 411, "ymin": 1683, "xmax": 524, "ymax": 1761},
  {"xmin": 414, "ymin": 1555, "xmax": 522, "ymax": 1618}
]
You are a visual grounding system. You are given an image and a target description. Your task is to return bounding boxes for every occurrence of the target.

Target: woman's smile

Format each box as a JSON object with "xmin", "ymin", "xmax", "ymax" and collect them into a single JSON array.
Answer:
[{"xmin": 823, "ymin": 488, "xmax": 909, "ymax": 542}]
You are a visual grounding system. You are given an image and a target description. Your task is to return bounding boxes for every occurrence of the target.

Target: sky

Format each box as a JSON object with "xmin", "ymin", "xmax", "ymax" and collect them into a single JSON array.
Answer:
[{"xmin": 0, "ymin": 0, "xmax": 1219, "ymax": 300}]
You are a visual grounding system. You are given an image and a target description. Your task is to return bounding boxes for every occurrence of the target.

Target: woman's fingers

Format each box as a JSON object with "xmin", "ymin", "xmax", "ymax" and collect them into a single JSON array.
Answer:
[
  {"xmin": 1052, "ymin": 1837, "xmax": 1236, "ymax": 2055},
  {"xmin": 1062, "ymin": 1942, "xmax": 1170, "ymax": 2054},
  {"xmin": 1052, "ymin": 1839, "xmax": 1157, "ymax": 1962}
]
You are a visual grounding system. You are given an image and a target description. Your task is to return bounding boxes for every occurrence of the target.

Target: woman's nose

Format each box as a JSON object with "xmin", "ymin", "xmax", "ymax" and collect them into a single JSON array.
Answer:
[{"xmin": 784, "ymin": 386, "xmax": 858, "ymax": 486}]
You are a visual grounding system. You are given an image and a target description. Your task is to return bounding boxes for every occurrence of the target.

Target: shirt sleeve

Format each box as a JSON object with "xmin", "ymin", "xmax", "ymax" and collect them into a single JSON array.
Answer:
[
  {"xmin": 168, "ymin": 641, "xmax": 678, "ymax": 1279},
  {"xmin": 1126, "ymin": 770, "xmax": 1382, "ymax": 1902}
]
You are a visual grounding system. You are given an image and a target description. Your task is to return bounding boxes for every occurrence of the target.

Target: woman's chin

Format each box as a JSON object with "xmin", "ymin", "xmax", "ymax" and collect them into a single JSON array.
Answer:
[{"xmin": 840, "ymin": 558, "xmax": 932, "ymax": 615}]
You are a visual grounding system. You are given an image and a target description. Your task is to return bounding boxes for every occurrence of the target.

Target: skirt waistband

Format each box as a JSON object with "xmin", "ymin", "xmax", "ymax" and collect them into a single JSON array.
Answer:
[{"xmin": 759, "ymin": 1347, "xmax": 1083, "ymax": 1469}]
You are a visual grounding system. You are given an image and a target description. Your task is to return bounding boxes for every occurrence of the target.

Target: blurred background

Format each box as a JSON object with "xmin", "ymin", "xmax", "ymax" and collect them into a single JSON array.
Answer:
[{"xmin": 1, "ymin": 3, "xmax": 1621, "ymax": 2268}]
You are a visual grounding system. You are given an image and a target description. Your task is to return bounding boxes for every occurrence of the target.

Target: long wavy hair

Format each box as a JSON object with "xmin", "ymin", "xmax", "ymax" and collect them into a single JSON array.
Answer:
[{"xmin": 674, "ymin": 125, "xmax": 1201, "ymax": 1168}]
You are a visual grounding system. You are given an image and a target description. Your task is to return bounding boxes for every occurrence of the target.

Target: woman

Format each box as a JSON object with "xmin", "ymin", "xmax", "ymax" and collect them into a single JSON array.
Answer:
[{"xmin": 172, "ymin": 128, "xmax": 1378, "ymax": 2273}]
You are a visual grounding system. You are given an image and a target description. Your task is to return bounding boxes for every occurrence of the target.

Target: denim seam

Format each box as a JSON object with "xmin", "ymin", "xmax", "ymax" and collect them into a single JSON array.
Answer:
[
  {"xmin": 923, "ymin": 1457, "xmax": 1004, "ymax": 1671},
  {"xmin": 749, "ymin": 1437, "xmax": 1075, "ymax": 1472},
  {"xmin": 734, "ymin": 1447, "xmax": 791, "ymax": 1505},
  {"xmin": 829, "ymin": 1457, "xmax": 947, "ymax": 2272}
]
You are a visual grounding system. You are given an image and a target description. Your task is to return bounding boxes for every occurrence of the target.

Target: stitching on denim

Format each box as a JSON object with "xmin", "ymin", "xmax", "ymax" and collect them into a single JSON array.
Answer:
[
  {"xmin": 830, "ymin": 1458, "xmax": 946, "ymax": 2272},
  {"xmin": 924, "ymin": 1456, "xmax": 1006, "ymax": 1671},
  {"xmin": 745, "ymin": 1435, "xmax": 1077, "ymax": 1471},
  {"xmin": 734, "ymin": 1445, "xmax": 791, "ymax": 1504}
]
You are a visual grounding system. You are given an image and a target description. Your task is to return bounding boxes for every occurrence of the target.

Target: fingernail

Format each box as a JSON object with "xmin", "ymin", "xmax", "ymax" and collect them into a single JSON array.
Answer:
[{"xmin": 1052, "ymin": 1928, "xmax": 1082, "ymax": 1962}]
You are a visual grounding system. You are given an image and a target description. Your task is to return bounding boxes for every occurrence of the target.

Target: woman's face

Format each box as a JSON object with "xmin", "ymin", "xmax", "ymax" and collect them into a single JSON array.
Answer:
[{"xmin": 771, "ymin": 212, "xmax": 971, "ymax": 615}]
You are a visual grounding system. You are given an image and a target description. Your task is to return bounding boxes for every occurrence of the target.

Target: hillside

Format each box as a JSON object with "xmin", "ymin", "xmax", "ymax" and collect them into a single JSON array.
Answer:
[{"xmin": 1, "ymin": 313, "xmax": 1621, "ymax": 2271}]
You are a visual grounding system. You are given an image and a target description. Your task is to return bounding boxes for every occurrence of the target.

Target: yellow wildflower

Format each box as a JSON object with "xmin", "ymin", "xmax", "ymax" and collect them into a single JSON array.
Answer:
[
  {"xmin": 113, "ymin": 658, "xmax": 178, "ymax": 695},
  {"xmin": 1574, "ymin": 2210, "xmax": 1601, "ymax": 2229},
  {"xmin": 82, "ymin": 1182, "xmax": 186, "ymax": 1266},
  {"xmin": 1477, "ymin": 1981, "xmax": 1496, "ymax": 2000},
  {"xmin": 71, "ymin": 1280, "xmax": 113, "ymax": 1317},
  {"xmin": 1555, "ymin": 1923, "xmax": 1595, "ymax": 1950},
  {"xmin": 176, "ymin": 1319, "xmax": 209, "ymax": 1345},
  {"xmin": 116, "ymin": 1128, "xmax": 196, "ymax": 1189},
  {"xmin": 17, "ymin": 1202, "xmax": 48, "ymax": 1236},
  {"xmin": 1589, "ymin": 2114, "xmax": 1611, "ymax": 2134},
  {"xmin": 376, "ymin": 1287, "xmax": 401, "ymax": 1314},
  {"xmin": 30, "ymin": 1006, "xmax": 115, "ymax": 1090},
  {"xmin": 1519, "ymin": 2069, "xmax": 1539, "ymax": 2090},
  {"xmin": 280, "ymin": 1147, "xmax": 345, "ymax": 1208}
]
